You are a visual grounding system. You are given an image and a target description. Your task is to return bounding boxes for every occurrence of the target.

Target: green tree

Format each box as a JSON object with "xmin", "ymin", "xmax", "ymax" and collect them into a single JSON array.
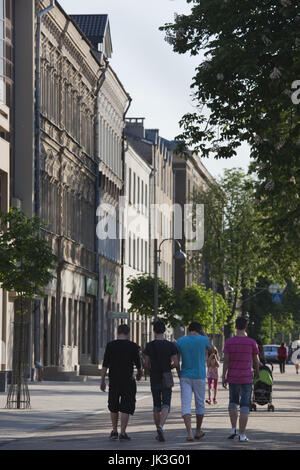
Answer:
[
  {"xmin": 160, "ymin": 0, "xmax": 300, "ymax": 280},
  {"xmin": 126, "ymin": 274, "xmax": 179, "ymax": 328},
  {"xmin": 0, "ymin": 207, "xmax": 57, "ymax": 408},
  {"xmin": 176, "ymin": 282, "xmax": 229, "ymax": 334},
  {"xmin": 260, "ymin": 313, "xmax": 294, "ymax": 345},
  {"xmin": 244, "ymin": 278, "xmax": 300, "ymax": 344},
  {"xmin": 188, "ymin": 168, "xmax": 273, "ymax": 336}
]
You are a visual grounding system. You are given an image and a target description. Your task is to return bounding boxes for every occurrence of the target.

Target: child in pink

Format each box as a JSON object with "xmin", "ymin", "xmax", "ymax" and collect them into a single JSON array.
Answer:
[{"xmin": 206, "ymin": 347, "xmax": 220, "ymax": 404}]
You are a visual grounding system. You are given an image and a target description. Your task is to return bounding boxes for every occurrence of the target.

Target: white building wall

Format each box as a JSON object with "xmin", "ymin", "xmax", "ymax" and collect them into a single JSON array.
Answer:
[{"xmin": 123, "ymin": 143, "xmax": 152, "ymax": 347}]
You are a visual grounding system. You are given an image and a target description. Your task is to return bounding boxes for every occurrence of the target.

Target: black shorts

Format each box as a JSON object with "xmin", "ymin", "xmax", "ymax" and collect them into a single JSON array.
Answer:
[{"xmin": 108, "ymin": 379, "xmax": 137, "ymax": 415}]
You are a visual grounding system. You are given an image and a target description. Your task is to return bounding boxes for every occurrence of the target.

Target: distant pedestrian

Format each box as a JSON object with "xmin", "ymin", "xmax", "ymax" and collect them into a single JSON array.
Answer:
[
  {"xmin": 222, "ymin": 316, "xmax": 260, "ymax": 442},
  {"xmin": 143, "ymin": 320, "xmax": 180, "ymax": 442},
  {"xmin": 100, "ymin": 324, "xmax": 142, "ymax": 441},
  {"xmin": 291, "ymin": 342, "xmax": 300, "ymax": 374},
  {"xmin": 206, "ymin": 346, "xmax": 220, "ymax": 405},
  {"xmin": 176, "ymin": 322, "xmax": 211, "ymax": 442},
  {"xmin": 138, "ymin": 346, "xmax": 147, "ymax": 381},
  {"xmin": 277, "ymin": 342, "xmax": 288, "ymax": 373}
]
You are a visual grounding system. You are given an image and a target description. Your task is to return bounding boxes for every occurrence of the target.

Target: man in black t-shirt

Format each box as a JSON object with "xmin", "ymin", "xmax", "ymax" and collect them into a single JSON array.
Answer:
[
  {"xmin": 100, "ymin": 324, "xmax": 142, "ymax": 441},
  {"xmin": 144, "ymin": 320, "xmax": 180, "ymax": 442}
]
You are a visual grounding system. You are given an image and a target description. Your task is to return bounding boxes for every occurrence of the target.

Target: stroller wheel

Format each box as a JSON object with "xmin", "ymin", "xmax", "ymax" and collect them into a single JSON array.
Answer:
[
  {"xmin": 250, "ymin": 404, "xmax": 257, "ymax": 411},
  {"xmin": 268, "ymin": 405, "xmax": 275, "ymax": 412}
]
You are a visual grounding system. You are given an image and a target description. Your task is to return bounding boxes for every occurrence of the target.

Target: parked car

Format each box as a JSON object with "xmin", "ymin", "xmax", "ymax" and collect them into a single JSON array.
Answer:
[
  {"xmin": 263, "ymin": 344, "xmax": 289, "ymax": 363},
  {"xmin": 264, "ymin": 345, "xmax": 279, "ymax": 363}
]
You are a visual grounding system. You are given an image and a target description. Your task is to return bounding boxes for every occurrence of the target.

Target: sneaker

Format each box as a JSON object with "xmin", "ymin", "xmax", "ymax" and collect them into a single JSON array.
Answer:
[
  {"xmin": 156, "ymin": 426, "xmax": 165, "ymax": 442},
  {"xmin": 206, "ymin": 399, "xmax": 211, "ymax": 404},
  {"xmin": 213, "ymin": 399, "xmax": 217, "ymax": 404},
  {"xmin": 228, "ymin": 428, "xmax": 237, "ymax": 439},
  {"xmin": 119, "ymin": 432, "xmax": 131, "ymax": 441},
  {"xmin": 109, "ymin": 431, "xmax": 118, "ymax": 440},
  {"xmin": 239, "ymin": 434, "xmax": 249, "ymax": 442}
]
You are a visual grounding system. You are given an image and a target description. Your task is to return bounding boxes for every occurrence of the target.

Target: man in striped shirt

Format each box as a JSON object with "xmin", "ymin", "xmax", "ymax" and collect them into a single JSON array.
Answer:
[{"xmin": 222, "ymin": 316, "xmax": 260, "ymax": 442}]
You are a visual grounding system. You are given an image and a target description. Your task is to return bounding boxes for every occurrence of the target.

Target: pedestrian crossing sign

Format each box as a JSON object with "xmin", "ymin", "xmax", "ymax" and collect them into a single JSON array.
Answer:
[{"xmin": 272, "ymin": 293, "xmax": 282, "ymax": 303}]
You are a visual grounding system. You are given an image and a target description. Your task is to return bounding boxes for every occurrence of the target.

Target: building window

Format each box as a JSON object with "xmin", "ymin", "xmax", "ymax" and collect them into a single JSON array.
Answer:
[
  {"xmin": 145, "ymin": 241, "xmax": 148, "ymax": 273},
  {"xmin": 43, "ymin": 296, "xmax": 48, "ymax": 366},
  {"xmin": 50, "ymin": 297, "xmax": 56, "ymax": 365},
  {"xmin": 68, "ymin": 298, "xmax": 72, "ymax": 346},
  {"xmin": 141, "ymin": 180, "xmax": 144, "ymax": 213},
  {"xmin": 87, "ymin": 302, "xmax": 92, "ymax": 354},
  {"xmin": 74, "ymin": 300, "xmax": 78, "ymax": 346},
  {"xmin": 145, "ymin": 184, "xmax": 148, "ymax": 210},
  {"xmin": 62, "ymin": 297, "xmax": 66, "ymax": 346},
  {"xmin": 133, "ymin": 235, "xmax": 136, "ymax": 269},
  {"xmin": 128, "ymin": 232, "xmax": 131, "ymax": 266},
  {"xmin": 81, "ymin": 301, "xmax": 86, "ymax": 354},
  {"xmin": 141, "ymin": 239, "xmax": 144, "ymax": 272},
  {"xmin": 128, "ymin": 168, "xmax": 132, "ymax": 204},
  {"xmin": 133, "ymin": 172, "xmax": 136, "ymax": 204}
]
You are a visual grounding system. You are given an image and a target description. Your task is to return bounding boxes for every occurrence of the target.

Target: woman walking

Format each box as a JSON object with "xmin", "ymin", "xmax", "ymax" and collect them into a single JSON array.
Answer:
[{"xmin": 277, "ymin": 342, "xmax": 288, "ymax": 373}]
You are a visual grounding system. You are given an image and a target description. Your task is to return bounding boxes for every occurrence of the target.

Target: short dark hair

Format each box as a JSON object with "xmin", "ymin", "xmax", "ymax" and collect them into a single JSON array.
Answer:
[
  {"xmin": 235, "ymin": 316, "xmax": 248, "ymax": 330},
  {"xmin": 118, "ymin": 324, "xmax": 130, "ymax": 336},
  {"xmin": 188, "ymin": 322, "xmax": 203, "ymax": 333},
  {"xmin": 153, "ymin": 320, "xmax": 166, "ymax": 334}
]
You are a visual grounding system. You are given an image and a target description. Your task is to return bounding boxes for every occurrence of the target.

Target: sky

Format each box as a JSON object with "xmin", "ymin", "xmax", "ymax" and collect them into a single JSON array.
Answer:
[{"xmin": 58, "ymin": 0, "xmax": 251, "ymax": 179}]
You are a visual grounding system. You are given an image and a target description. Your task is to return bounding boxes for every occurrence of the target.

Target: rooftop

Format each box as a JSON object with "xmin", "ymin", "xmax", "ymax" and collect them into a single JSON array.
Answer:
[{"xmin": 70, "ymin": 14, "xmax": 112, "ymax": 58}]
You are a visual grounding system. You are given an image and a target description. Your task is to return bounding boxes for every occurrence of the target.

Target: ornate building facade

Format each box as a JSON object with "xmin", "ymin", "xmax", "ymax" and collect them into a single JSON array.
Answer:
[
  {"xmin": 13, "ymin": 0, "xmax": 102, "ymax": 376},
  {"xmin": 0, "ymin": 0, "xmax": 13, "ymax": 374},
  {"xmin": 70, "ymin": 14, "xmax": 131, "ymax": 363}
]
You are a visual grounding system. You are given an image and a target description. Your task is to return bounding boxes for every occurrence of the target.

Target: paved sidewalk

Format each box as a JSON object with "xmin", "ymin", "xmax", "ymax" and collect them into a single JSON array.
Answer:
[
  {"xmin": 0, "ymin": 364, "xmax": 299, "ymax": 450},
  {"xmin": 0, "ymin": 376, "xmax": 151, "ymax": 445}
]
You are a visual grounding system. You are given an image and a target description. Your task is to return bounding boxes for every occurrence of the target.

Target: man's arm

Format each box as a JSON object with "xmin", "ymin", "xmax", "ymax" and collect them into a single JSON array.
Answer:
[
  {"xmin": 253, "ymin": 354, "xmax": 260, "ymax": 379},
  {"xmin": 100, "ymin": 366, "xmax": 108, "ymax": 392},
  {"xmin": 144, "ymin": 355, "xmax": 151, "ymax": 374},
  {"xmin": 222, "ymin": 353, "xmax": 229, "ymax": 388},
  {"xmin": 171, "ymin": 354, "xmax": 181, "ymax": 378},
  {"xmin": 134, "ymin": 346, "xmax": 143, "ymax": 381},
  {"xmin": 100, "ymin": 344, "xmax": 110, "ymax": 391}
]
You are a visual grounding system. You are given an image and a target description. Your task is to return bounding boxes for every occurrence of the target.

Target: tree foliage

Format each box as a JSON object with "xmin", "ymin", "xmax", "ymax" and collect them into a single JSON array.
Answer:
[
  {"xmin": 0, "ymin": 207, "xmax": 57, "ymax": 301},
  {"xmin": 126, "ymin": 274, "xmax": 179, "ymax": 327},
  {"xmin": 126, "ymin": 275, "xmax": 229, "ymax": 332},
  {"xmin": 176, "ymin": 282, "xmax": 229, "ymax": 333},
  {"xmin": 160, "ymin": 0, "xmax": 300, "ymax": 279},
  {"xmin": 188, "ymin": 168, "xmax": 275, "ymax": 334},
  {"xmin": 244, "ymin": 278, "xmax": 300, "ymax": 344}
]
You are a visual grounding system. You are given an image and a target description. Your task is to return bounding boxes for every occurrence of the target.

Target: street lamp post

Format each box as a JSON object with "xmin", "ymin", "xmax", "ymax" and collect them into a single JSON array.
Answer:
[{"xmin": 154, "ymin": 238, "xmax": 186, "ymax": 320}]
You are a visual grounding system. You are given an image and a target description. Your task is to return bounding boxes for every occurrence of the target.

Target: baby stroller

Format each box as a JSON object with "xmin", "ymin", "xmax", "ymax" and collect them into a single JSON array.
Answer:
[{"xmin": 250, "ymin": 365, "xmax": 274, "ymax": 412}]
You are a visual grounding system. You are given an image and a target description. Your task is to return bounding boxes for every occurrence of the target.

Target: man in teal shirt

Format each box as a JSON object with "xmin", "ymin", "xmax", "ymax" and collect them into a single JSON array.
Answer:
[{"xmin": 176, "ymin": 322, "xmax": 211, "ymax": 441}]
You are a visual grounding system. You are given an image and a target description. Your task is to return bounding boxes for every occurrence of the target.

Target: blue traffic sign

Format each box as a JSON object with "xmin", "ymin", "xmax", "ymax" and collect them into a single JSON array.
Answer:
[{"xmin": 272, "ymin": 293, "xmax": 282, "ymax": 304}]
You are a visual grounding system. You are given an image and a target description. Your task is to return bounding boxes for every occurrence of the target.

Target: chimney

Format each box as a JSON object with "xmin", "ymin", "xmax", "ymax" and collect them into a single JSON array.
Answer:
[{"xmin": 125, "ymin": 117, "xmax": 145, "ymax": 139}]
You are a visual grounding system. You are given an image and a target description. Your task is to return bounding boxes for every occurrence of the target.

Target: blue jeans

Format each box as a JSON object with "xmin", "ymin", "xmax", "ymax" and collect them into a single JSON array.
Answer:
[
  {"xmin": 228, "ymin": 383, "xmax": 252, "ymax": 414},
  {"xmin": 151, "ymin": 384, "xmax": 172, "ymax": 413}
]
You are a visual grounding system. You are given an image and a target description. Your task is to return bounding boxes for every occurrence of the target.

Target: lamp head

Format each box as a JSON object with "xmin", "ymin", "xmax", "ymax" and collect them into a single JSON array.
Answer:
[{"xmin": 175, "ymin": 249, "xmax": 187, "ymax": 261}]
